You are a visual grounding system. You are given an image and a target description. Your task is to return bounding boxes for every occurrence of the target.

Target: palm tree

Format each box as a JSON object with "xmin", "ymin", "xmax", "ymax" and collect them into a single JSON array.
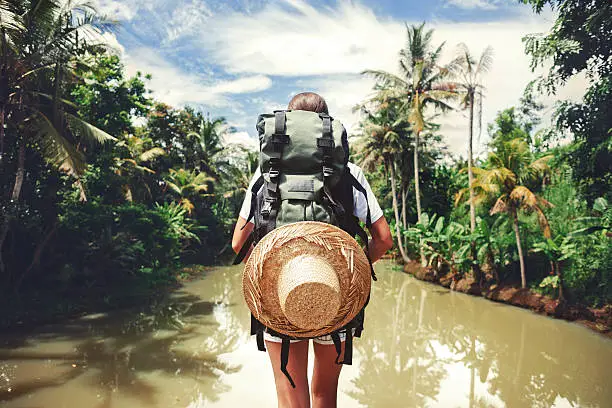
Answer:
[
  {"xmin": 450, "ymin": 43, "xmax": 493, "ymax": 281},
  {"xmin": 468, "ymin": 139, "xmax": 553, "ymax": 288},
  {"xmin": 450, "ymin": 44, "xmax": 493, "ymax": 234},
  {"xmin": 185, "ymin": 115, "xmax": 229, "ymax": 182},
  {"xmin": 354, "ymin": 102, "xmax": 412, "ymax": 263},
  {"xmin": 165, "ymin": 168, "xmax": 214, "ymax": 215},
  {"xmin": 363, "ymin": 23, "xmax": 458, "ymax": 264},
  {"xmin": 114, "ymin": 134, "xmax": 165, "ymax": 202},
  {"xmin": 0, "ymin": 0, "xmax": 114, "ymax": 273}
]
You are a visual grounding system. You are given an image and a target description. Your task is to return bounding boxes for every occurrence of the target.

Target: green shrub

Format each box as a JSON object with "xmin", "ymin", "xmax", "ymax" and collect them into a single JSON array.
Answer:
[{"xmin": 50, "ymin": 201, "xmax": 195, "ymax": 286}]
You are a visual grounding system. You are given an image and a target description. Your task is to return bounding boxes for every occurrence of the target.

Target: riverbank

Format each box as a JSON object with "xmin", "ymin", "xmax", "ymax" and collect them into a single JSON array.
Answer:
[
  {"xmin": 403, "ymin": 261, "xmax": 612, "ymax": 337},
  {"xmin": 0, "ymin": 265, "xmax": 212, "ymax": 331}
]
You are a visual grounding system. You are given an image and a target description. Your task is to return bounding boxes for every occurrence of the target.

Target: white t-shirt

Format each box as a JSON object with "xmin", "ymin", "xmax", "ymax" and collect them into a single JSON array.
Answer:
[{"xmin": 239, "ymin": 162, "xmax": 384, "ymax": 225}]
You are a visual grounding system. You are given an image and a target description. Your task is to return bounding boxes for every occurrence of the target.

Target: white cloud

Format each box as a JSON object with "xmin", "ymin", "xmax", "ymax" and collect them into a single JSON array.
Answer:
[
  {"xmin": 98, "ymin": 31, "xmax": 125, "ymax": 55},
  {"xmin": 123, "ymin": 48, "xmax": 272, "ymax": 108},
  {"xmin": 222, "ymin": 131, "xmax": 258, "ymax": 150},
  {"xmin": 199, "ymin": 0, "xmax": 404, "ymax": 76},
  {"xmin": 295, "ymin": 74, "xmax": 377, "ymax": 135},
  {"xmin": 94, "ymin": 0, "xmax": 142, "ymax": 21},
  {"xmin": 95, "ymin": 0, "xmax": 585, "ymax": 157},
  {"xmin": 210, "ymin": 75, "xmax": 272, "ymax": 94},
  {"xmin": 193, "ymin": 0, "xmax": 585, "ymax": 156},
  {"xmin": 445, "ymin": 0, "xmax": 498, "ymax": 10},
  {"xmin": 165, "ymin": 0, "xmax": 213, "ymax": 42}
]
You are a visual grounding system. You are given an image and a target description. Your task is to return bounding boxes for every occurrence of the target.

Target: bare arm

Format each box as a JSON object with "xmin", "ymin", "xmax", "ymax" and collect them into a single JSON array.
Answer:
[
  {"xmin": 232, "ymin": 216, "xmax": 254, "ymax": 263},
  {"xmin": 367, "ymin": 216, "xmax": 394, "ymax": 263},
  {"xmin": 233, "ymin": 215, "xmax": 393, "ymax": 264}
]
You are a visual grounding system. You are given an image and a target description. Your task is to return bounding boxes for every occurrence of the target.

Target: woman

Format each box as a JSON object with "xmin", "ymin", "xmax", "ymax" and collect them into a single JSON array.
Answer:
[{"xmin": 232, "ymin": 92, "xmax": 393, "ymax": 408}]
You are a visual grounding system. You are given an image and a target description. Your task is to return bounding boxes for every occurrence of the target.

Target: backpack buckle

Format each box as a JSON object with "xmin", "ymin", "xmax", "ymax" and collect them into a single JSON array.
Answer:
[
  {"xmin": 323, "ymin": 165, "xmax": 334, "ymax": 177},
  {"xmin": 269, "ymin": 169, "xmax": 280, "ymax": 180},
  {"xmin": 261, "ymin": 197, "xmax": 276, "ymax": 217}
]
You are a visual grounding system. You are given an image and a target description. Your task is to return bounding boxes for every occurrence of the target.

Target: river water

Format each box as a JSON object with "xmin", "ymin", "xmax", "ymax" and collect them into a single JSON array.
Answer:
[{"xmin": 1, "ymin": 262, "xmax": 610, "ymax": 407}]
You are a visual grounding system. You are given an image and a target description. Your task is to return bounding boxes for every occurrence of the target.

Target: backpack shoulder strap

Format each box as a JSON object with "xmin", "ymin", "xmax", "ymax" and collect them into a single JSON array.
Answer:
[
  {"xmin": 348, "ymin": 170, "xmax": 372, "ymax": 228},
  {"xmin": 232, "ymin": 175, "xmax": 264, "ymax": 265},
  {"xmin": 345, "ymin": 170, "xmax": 377, "ymax": 281}
]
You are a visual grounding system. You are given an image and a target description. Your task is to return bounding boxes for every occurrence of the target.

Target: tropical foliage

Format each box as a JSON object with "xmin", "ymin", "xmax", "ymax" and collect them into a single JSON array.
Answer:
[
  {"xmin": 0, "ymin": 2, "xmax": 609, "ymax": 320},
  {"xmin": 0, "ymin": 2, "xmax": 257, "ymax": 302},
  {"xmin": 357, "ymin": 18, "xmax": 610, "ymax": 306}
]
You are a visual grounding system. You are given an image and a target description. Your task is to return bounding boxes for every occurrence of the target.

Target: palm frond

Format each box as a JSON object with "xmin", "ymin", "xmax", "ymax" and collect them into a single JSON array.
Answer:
[
  {"xmin": 361, "ymin": 69, "xmax": 409, "ymax": 90},
  {"xmin": 65, "ymin": 112, "xmax": 115, "ymax": 145},
  {"xmin": 476, "ymin": 45, "xmax": 494, "ymax": 75},
  {"xmin": 30, "ymin": 109, "xmax": 86, "ymax": 176},
  {"xmin": 510, "ymin": 185, "xmax": 538, "ymax": 208},
  {"xmin": 490, "ymin": 195, "xmax": 508, "ymax": 215},
  {"xmin": 166, "ymin": 181, "xmax": 182, "ymax": 195},
  {"xmin": 139, "ymin": 147, "xmax": 165, "ymax": 162}
]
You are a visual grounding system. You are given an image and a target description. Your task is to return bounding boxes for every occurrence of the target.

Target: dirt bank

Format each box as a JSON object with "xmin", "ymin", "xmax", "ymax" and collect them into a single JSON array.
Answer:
[{"xmin": 403, "ymin": 261, "xmax": 612, "ymax": 337}]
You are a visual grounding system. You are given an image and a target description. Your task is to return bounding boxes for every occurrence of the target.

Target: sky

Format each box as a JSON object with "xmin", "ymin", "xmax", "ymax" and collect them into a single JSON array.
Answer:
[{"xmin": 93, "ymin": 0, "xmax": 585, "ymax": 157}]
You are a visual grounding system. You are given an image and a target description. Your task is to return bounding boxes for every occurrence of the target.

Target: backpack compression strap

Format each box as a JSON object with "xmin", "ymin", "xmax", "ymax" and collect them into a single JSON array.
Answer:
[{"xmin": 260, "ymin": 111, "xmax": 288, "ymax": 220}]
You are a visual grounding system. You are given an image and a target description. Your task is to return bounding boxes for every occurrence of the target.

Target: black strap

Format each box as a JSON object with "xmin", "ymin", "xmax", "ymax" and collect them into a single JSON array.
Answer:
[
  {"xmin": 350, "ymin": 173, "xmax": 372, "ymax": 228},
  {"xmin": 343, "ymin": 329, "xmax": 353, "ymax": 365},
  {"xmin": 322, "ymin": 184, "xmax": 346, "ymax": 224},
  {"xmin": 354, "ymin": 223, "xmax": 377, "ymax": 281},
  {"xmin": 233, "ymin": 233, "xmax": 254, "ymax": 265},
  {"xmin": 256, "ymin": 329, "xmax": 266, "ymax": 352},
  {"xmin": 280, "ymin": 338, "xmax": 296, "ymax": 388},
  {"xmin": 242, "ymin": 175, "xmax": 264, "ymax": 228},
  {"xmin": 346, "ymin": 172, "xmax": 376, "ymax": 280},
  {"xmin": 262, "ymin": 112, "xmax": 286, "ymax": 221},
  {"xmin": 354, "ymin": 310, "xmax": 364, "ymax": 338},
  {"xmin": 320, "ymin": 113, "xmax": 332, "ymax": 140},
  {"xmin": 250, "ymin": 315, "xmax": 266, "ymax": 351},
  {"xmin": 331, "ymin": 332, "xmax": 342, "ymax": 364},
  {"xmin": 318, "ymin": 114, "xmax": 335, "ymax": 180}
]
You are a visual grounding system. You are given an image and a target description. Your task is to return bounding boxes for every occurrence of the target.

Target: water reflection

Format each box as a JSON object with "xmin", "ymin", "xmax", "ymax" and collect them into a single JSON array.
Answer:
[
  {"xmin": 0, "ymin": 267, "xmax": 247, "ymax": 407},
  {"xmin": 1, "ymin": 263, "xmax": 611, "ymax": 407},
  {"xmin": 350, "ymin": 264, "xmax": 612, "ymax": 408}
]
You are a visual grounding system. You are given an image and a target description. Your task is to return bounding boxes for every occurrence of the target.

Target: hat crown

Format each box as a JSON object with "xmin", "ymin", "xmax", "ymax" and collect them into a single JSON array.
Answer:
[{"xmin": 277, "ymin": 255, "xmax": 341, "ymax": 330}]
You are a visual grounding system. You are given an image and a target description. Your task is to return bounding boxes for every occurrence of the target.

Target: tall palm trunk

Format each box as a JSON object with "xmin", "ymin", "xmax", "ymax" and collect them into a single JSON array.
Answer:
[
  {"xmin": 511, "ymin": 210, "xmax": 526, "ymax": 288},
  {"xmin": 467, "ymin": 90, "xmax": 481, "ymax": 283},
  {"xmin": 467, "ymin": 90, "xmax": 476, "ymax": 233},
  {"xmin": 413, "ymin": 130, "xmax": 425, "ymax": 265},
  {"xmin": 389, "ymin": 159, "xmax": 410, "ymax": 263}
]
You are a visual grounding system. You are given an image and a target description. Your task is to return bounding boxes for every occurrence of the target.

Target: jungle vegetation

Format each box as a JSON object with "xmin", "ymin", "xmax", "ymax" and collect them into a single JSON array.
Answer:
[{"xmin": 0, "ymin": 0, "xmax": 609, "ymax": 323}]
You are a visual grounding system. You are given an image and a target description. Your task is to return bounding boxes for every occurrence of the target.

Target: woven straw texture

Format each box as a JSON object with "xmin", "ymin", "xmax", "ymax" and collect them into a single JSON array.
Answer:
[{"xmin": 242, "ymin": 221, "xmax": 371, "ymax": 338}]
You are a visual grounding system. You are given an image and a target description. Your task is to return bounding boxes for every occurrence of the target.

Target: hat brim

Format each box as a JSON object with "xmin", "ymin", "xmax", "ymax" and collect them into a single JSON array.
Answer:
[{"xmin": 242, "ymin": 221, "xmax": 371, "ymax": 338}]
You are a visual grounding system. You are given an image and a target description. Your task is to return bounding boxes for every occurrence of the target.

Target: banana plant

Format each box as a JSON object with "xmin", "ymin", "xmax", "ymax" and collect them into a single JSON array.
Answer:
[
  {"xmin": 571, "ymin": 198, "xmax": 611, "ymax": 237},
  {"xmin": 406, "ymin": 213, "xmax": 471, "ymax": 274},
  {"xmin": 469, "ymin": 217, "xmax": 512, "ymax": 284},
  {"xmin": 531, "ymin": 236, "xmax": 577, "ymax": 301}
]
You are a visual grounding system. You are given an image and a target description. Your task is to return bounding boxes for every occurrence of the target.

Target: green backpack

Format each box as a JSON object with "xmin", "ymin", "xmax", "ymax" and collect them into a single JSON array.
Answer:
[{"xmin": 235, "ymin": 110, "xmax": 376, "ymax": 386}]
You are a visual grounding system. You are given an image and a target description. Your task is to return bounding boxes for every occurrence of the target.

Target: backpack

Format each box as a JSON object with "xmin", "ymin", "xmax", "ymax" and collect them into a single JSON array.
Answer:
[{"xmin": 234, "ymin": 110, "xmax": 376, "ymax": 386}]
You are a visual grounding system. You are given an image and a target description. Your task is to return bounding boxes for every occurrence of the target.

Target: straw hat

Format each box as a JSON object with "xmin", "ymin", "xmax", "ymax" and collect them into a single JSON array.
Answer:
[{"xmin": 242, "ymin": 221, "xmax": 371, "ymax": 338}]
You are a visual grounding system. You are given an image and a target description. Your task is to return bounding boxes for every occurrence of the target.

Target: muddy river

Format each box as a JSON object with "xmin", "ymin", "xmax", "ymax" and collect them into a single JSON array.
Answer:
[{"xmin": 1, "ymin": 262, "xmax": 610, "ymax": 407}]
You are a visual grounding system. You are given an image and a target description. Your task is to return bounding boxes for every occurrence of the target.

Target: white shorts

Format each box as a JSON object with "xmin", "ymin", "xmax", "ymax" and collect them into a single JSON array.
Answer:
[{"xmin": 263, "ymin": 328, "xmax": 356, "ymax": 345}]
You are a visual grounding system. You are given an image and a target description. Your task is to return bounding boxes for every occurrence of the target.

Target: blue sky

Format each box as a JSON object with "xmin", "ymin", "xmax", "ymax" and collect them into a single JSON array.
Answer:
[{"xmin": 95, "ymin": 0, "xmax": 582, "ymax": 156}]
